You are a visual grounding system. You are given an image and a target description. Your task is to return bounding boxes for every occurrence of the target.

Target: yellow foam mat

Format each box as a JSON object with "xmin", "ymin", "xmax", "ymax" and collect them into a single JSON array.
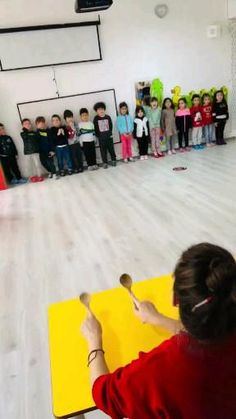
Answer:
[{"xmin": 48, "ymin": 274, "xmax": 179, "ymax": 418}]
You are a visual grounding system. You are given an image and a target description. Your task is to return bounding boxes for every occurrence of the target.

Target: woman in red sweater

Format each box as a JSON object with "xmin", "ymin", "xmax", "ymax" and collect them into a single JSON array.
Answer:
[{"xmin": 81, "ymin": 243, "xmax": 236, "ymax": 419}]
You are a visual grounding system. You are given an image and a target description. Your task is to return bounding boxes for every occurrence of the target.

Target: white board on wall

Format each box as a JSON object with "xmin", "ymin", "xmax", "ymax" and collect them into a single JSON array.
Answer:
[
  {"xmin": 0, "ymin": 24, "xmax": 101, "ymax": 71},
  {"xmin": 228, "ymin": 0, "xmax": 236, "ymax": 18},
  {"xmin": 17, "ymin": 90, "xmax": 120, "ymax": 158}
]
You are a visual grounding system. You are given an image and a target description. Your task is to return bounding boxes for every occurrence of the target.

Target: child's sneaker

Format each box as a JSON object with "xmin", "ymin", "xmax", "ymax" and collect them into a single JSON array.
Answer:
[
  {"xmin": 179, "ymin": 148, "xmax": 184, "ymax": 153},
  {"xmin": 140, "ymin": 156, "xmax": 145, "ymax": 160},
  {"xmin": 10, "ymin": 178, "xmax": 18, "ymax": 185},
  {"xmin": 30, "ymin": 176, "xmax": 38, "ymax": 182},
  {"xmin": 103, "ymin": 163, "xmax": 108, "ymax": 169},
  {"xmin": 54, "ymin": 174, "xmax": 60, "ymax": 180},
  {"xmin": 93, "ymin": 165, "xmax": 99, "ymax": 170},
  {"xmin": 144, "ymin": 155, "xmax": 148, "ymax": 160},
  {"xmin": 186, "ymin": 147, "xmax": 192, "ymax": 151},
  {"xmin": 48, "ymin": 173, "xmax": 53, "ymax": 179},
  {"xmin": 199, "ymin": 144, "xmax": 205, "ymax": 149},
  {"xmin": 111, "ymin": 161, "xmax": 117, "ymax": 167},
  {"xmin": 124, "ymin": 159, "xmax": 128, "ymax": 163},
  {"xmin": 158, "ymin": 152, "xmax": 164, "ymax": 158},
  {"xmin": 153, "ymin": 152, "xmax": 158, "ymax": 158},
  {"xmin": 37, "ymin": 176, "xmax": 44, "ymax": 182},
  {"xmin": 88, "ymin": 166, "xmax": 94, "ymax": 171},
  {"xmin": 129, "ymin": 157, "xmax": 135, "ymax": 162},
  {"xmin": 172, "ymin": 149, "xmax": 176, "ymax": 154},
  {"xmin": 18, "ymin": 178, "xmax": 27, "ymax": 184},
  {"xmin": 168, "ymin": 150, "xmax": 172, "ymax": 156},
  {"xmin": 60, "ymin": 170, "xmax": 65, "ymax": 176},
  {"xmin": 206, "ymin": 143, "xmax": 211, "ymax": 147},
  {"xmin": 68, "ymin": 170, "xmax": 73, "ymax": 175}
]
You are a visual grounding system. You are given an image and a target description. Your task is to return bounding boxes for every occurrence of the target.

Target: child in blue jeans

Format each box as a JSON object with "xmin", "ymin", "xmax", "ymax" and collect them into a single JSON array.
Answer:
[{"xmin": 50, "ymin": 114, "xmax": 73, "ymax": 176}]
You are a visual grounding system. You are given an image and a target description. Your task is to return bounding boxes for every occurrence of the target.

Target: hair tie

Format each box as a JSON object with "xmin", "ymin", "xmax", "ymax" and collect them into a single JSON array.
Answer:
[{"xmin": 192, "ymin": 296, "xmax": 213, "ymax": 313}]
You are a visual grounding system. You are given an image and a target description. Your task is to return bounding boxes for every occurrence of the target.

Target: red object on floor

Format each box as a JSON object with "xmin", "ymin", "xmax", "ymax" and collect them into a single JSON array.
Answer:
[{"xmin": 0, "ymin": 163, "xmax": 7, "ymax": 190}]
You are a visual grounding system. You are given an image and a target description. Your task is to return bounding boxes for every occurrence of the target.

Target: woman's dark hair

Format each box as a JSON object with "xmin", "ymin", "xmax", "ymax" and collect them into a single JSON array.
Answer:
[
  {"xmin": 80, "ymin": 108, "xmax": 89, "ymax": 115},
  {"xmin": 64, "ymin": 110, "xmax": 73, "ymax": 119},
  {"xmin": 135, "ymin": 105, "xmax": 145, "ymax": 117},
  {"xmin": 213, "ymin": 90, "xmax": 227, "ymax": 106},
  {"xmin": 174, "ymin": 243, "xmax": 236, "ymax": 341},
  {"xmin": 94, "ymin": 102, "xmax": 106, "ymax": 111},
  {"xmin": 192, "ymin": 94, "xmax": 200, "ymax": 101},
  {"xmin": 162, "ymin": 97, "xmax": 174, "ymax": 110},
  {"xmin": 178, "ymin": 97, "xmax": 187, "ymax": 106}
]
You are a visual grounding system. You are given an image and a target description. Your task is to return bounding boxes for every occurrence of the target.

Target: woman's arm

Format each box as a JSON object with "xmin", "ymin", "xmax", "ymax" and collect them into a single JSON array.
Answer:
[
  {"xmin": 134, "ymin": 301, "xmax": 182, "ymax": 334},
  {"xmin": 81, "ymin": 314, "xmax": 109, "ymax": 386}
]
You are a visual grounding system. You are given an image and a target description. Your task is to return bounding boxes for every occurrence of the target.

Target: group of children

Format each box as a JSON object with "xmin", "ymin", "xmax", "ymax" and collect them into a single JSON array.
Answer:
[
  {"xmin": 132, "ymin": 89, "xmax": 228, "ymax": 160},
  {"xmin": 0, "ymin": 90, "xmax": 229, "ymax": 185}
]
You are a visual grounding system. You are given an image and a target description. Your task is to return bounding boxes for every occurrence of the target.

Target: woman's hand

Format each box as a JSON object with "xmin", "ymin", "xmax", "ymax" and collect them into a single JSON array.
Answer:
[
  {"xmin": 134, "ymin": 301, "xmax": 161, "ymax": 326},
  {"xmin": 81, "ymin": 314, "xmax": 103, "ymax": 350}
]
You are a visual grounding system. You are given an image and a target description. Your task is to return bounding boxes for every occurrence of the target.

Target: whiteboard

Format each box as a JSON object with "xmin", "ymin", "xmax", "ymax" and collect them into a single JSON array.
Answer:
[
  {"xmin": 228, "ymin": 0, "xmax": 236, "ymax": 18},
  {"xmin": 17, "ymin": 89, "xmax": 120, "ymax": 146},
  {"xmin": 0, "ymin": 25, "xmax": 101, "ymax": 71}
]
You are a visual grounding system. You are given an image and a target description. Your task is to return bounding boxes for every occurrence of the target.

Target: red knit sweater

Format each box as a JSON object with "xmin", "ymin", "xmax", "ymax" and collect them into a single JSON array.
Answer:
[
  {"xmin": 202, "ymin": 104, "xmax": 213, "ymax": 126},
  {"xmin": 92, "ymin": 333, "xmax": 236, "ymax": 419}
]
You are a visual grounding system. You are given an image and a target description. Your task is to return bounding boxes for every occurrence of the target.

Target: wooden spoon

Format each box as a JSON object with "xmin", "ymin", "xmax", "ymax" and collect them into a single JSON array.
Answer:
[
  {"xmin": 79, "ymin": 292, "xmax": 92, "ymax": 315},
  {"xmin": 119, "ymin": 273, "xmax": 139, "ymax": 309}
]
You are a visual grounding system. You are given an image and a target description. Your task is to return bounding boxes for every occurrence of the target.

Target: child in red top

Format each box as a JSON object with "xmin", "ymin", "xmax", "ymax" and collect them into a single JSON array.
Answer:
[
  {"xmin": 81, "ymin": 243, "xmax": 236, "ymax": 419},
  {"xmin": 190, "ymin": 94, "xmax": 204, "ymax": 150},
  {"xmin": 202, "ymin": 93, "xmax": 214, "ymax": 147}
]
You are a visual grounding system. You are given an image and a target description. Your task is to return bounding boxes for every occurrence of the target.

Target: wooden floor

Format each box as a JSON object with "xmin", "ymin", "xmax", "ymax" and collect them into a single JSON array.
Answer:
[{"xmin": 1, "ymin": 142, "xmax": 236, "ymax": 419}]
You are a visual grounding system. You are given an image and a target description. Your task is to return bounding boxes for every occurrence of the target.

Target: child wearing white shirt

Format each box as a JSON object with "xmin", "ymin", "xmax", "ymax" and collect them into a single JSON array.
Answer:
[{"xmin": 78, "ymin": 108, "xmax": 98, "ymax": 171}]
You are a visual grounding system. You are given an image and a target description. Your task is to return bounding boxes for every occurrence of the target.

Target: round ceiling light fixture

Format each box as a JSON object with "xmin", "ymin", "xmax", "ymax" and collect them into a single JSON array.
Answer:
[{"xmin": 155, "ymin": 4, "xmax": 169, "ymax": 19}]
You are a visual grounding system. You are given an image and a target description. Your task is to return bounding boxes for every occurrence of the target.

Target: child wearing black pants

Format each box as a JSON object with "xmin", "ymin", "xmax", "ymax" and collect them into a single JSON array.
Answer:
[
  {"xmin": 0, "ymin": 123, "xmax": 26, "ymax": 184},
  {"xmin": 212, "ymin": 90, "xmax": 229, "ymax": 145},
  {"xmin": 79, "ymin": 108, "xmax": 98, "ymax": 171},
  {"xmin": 93, "ymin": 102, "xmax": 116, "ymax": 169},
  {"xmin": 175, "ymin": 98, "xmax": 192, "ymax": 152},
  {"xmin": 35, "ymin": 116, "xmax": 57, "ymax": 179},
  {"xmin": 133, "ymin": 106, "xmax": 150, "ymax": 160}
]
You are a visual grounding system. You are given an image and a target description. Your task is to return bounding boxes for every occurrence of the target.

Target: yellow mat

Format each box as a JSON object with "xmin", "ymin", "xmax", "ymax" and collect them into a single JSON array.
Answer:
[{"xmin": 48, "ymin": 274, "xmax": 178, "ymax": 418}]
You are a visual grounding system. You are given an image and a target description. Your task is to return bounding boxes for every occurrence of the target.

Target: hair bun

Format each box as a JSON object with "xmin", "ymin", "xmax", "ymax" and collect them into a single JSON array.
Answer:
[{"xmin": 206, "ymin": 258, "xmax": 236, "ymax": 297}]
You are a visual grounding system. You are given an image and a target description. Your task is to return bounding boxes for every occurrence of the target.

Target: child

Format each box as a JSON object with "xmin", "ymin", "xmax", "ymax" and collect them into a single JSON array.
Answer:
[
  {"xmin": 147, "ymin": 97, "xmax": 164, "ymax": 158},
  {"xmin": 0, "ymin": 123, "xmax": 26, "ymax": 185},
  {"xmin": 212, "ymin": 90, "xmax": 229, "ymax": 145},
  {"xmin": 35, "ymin": 116, "xmax": 57, "ymax": 179},
  {"xmin": 63, "ymin": 110, "xmax": 83, "ymax": 173},
  {"xmin": 116, "ymin": 102, "xmax": 134, "ymax": 163},
  {"xmin": 50, "ymin": 114, "xmax": 73, "ymax": 176},
  {"xmin": 202, "ymin": 94, "xmax": 214, "ymax": 147},
  {"xmin": 78, "ymin": 108, "xmax": 98, "ymax": 171},
  {"xmin": 190, "ymin": 94, "xmax": 204, "ymax": 150},
  {"xmin": 161, "ymin": 98, "xmax": 177, "ymax": 155},
  {"xmin": 133, "ymin": 106, "xmax": 149, "ymax": 160},
  {"xmin": 175, "ymin": 98, "xmax": 192, "ymax": 152},
  {"xmin": 21, "ymin": 118, "xmax": 44, "ymax": 182},
  {"xmin": 93, "ymin": 102, "xmax": 116, "ymax": 169}
]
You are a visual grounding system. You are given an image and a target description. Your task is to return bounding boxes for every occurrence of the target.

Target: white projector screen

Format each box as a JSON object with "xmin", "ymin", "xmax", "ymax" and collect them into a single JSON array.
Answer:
[
  {"xmin": 17, "ymin": 89, "xmax": 120, "ymax": 150},
  {"xmin": 0, "ymin": 24, "xmax": 101, "ymax": 71}
]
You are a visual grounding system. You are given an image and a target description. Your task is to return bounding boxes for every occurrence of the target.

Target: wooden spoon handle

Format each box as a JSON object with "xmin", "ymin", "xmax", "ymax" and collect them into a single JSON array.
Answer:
[{"xmin": 129, "ymin": 290, "xmax": 140, "ymax": 310}]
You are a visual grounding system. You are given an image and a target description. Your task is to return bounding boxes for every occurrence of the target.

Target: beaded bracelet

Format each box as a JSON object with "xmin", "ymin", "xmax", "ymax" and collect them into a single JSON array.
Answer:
[{"xmin": 87, "ymin": 349, "xmax": 105, "ymax": 367}]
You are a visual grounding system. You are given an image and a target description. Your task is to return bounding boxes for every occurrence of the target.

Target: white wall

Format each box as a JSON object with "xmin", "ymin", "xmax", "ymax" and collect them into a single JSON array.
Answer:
[{"xmin": 0, "ymin": 0, "xmax": 232, "ymax": 175}]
